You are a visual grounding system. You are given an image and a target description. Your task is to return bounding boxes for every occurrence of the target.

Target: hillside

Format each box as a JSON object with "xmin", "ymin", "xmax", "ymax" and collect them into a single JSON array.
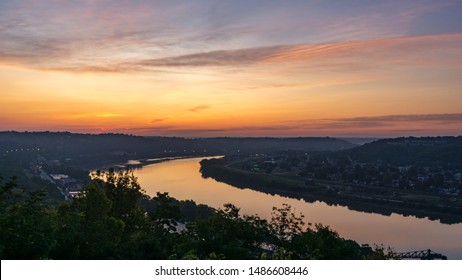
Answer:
[{"xmin": 343, "ymin": 136, "xmax": 462, "ymax": 168}]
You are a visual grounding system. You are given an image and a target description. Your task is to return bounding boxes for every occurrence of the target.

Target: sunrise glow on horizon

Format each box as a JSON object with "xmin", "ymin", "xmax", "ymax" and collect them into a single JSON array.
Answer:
[{"xmin": 1, "ymin": 0, "xmax": 462, "ymax": 137}]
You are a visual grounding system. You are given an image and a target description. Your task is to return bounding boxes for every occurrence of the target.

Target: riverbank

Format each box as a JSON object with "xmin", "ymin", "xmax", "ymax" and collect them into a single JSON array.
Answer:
[
  {"xmin": 101, "ymin": 156, "xmax": 198, "ymax": 170},
  {"xmin": 200, "ymin": 158, "xmax": 462, "ymax": 225}
]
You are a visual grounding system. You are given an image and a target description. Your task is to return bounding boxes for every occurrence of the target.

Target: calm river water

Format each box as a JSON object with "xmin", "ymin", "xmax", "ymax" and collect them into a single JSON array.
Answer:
[{"xmin": 133, "ymin": 157, "xmax": 462, "ymax": 259}]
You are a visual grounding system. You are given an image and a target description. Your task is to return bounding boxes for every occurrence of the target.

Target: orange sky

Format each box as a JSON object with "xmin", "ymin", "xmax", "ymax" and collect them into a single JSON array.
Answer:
[{"xmin": 1, "ymin": 1, "xmax": 462, "ymax": 137}]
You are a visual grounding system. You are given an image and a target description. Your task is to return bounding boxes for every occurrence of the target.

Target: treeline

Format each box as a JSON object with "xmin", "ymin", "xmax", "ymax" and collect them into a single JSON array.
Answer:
[{"xmin": 0, "ymin": 171, "xmax": 388, "ymax": 260}]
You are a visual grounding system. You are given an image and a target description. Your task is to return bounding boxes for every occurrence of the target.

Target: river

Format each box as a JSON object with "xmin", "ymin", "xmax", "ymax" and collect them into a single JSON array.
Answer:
[{"xmin": 133, "ymin": 157, "xmax": 462, "ymax": 259}]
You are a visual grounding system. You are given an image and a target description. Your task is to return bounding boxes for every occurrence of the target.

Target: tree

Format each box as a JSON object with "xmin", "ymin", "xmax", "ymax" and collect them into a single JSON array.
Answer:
[
  {"xmin": 270, "ymin": 203, "xmax": 305, "ymax": 242},
  {"xmin": 90, "ymin": 169, "xmax": 146, "ymax": 231},
  {"xmin": 50, "ymin": 182, "xmax": 126, "ymax": 259},
  {"xmin": 149, "ymin": 192, "xmax": 183, "ymax": 232},
  {"xmin": 180, "ymin": 204, "xmax": 270, "ymax": 260},
  {"xmin": 0, "ymin": 178, "xmax": 57, "ymax": 259}
]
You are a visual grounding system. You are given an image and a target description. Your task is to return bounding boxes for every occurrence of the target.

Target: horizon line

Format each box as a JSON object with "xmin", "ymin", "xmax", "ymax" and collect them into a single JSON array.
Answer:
[{"xmin": 2, "ymin": 130, "xmax": 461, "ymax": 139}]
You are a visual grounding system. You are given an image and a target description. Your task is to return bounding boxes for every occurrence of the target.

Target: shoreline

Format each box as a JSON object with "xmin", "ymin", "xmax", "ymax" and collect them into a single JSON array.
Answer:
[
  {"xmin": 200, "ymin": 158, "xmax": 462, "ymax": 225},
  {"xmin": 89, "ymin": 155, "xmax": 225, "ymax": 175},
  {"xmin": 84, "ymin": 154, "xmax": 222, "ymax": 172}
]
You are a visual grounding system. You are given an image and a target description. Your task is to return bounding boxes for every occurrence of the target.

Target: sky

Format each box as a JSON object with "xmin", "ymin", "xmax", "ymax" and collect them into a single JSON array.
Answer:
[{"xmin": 1, "ymin": 0, "xmax": 462, "ymax": 137}]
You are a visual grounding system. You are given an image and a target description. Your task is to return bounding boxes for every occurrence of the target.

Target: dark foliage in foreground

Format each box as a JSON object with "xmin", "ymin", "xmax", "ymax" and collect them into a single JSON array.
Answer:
[{"xmin": 0, "ymin": 172, "xmax": 390, "ymax": 260}]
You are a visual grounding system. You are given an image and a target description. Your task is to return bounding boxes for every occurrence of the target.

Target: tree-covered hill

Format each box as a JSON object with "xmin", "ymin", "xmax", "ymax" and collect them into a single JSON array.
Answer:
[
  {"xmin": 0, "ymin": 131, "xmax": 355, "ymax": 169},
  {"xmin": 343, "ymin": 136, "xmax": 462, "ymax": 167},
  {"xmin": 0, "ymin": 132, "xmax": 354, "ymax": 156}
]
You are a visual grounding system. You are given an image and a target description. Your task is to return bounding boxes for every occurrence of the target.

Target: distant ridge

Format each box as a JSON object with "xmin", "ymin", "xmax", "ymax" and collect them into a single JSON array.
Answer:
[
  {"xmin": 0, "ymin": 131, "xmax": 355, "ymax": 168},
  {"xmin": 343, "ymin": 136, "xmax": 462, "ymax": 167},
  {"xmin": 340, "ymin": 138, "xmax": 380, "ymax": 145}
]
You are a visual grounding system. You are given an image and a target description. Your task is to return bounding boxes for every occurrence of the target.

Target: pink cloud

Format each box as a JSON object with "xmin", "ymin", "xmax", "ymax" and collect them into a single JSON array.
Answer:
[{"xmin": 131, "ymin": 33, "xmax": 462, "ymax": 73}]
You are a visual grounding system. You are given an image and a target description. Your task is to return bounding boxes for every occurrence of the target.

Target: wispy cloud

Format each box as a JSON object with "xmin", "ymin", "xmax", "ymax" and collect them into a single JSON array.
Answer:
[
  {"xmin": 188, "ymin": 105, "xmax": 211, "ymax": 112},
  {"xmin": 1, "ymin": 0, "xmax": 461, "ymax": 74},
  {"xmin": 336, "ymin": 113, "xmax": 462, "ymax": 123},
  {"xmin": 58, "ymin": 112, "xmax": 126, "ymax": 120},
  {"xmin": 107, "ymin": 113, "xmax": 462, "ymax": 137},
  {"xmin": 36, "ymin": 32, "xmax": 460, "ymax": 73},
  {"xmin": 150, "ymin": 118, "xmax": 168, "ymax": 124},
  {"xmin": 133, "ymin": 33, "xmax": 462, "ymax": 70},
  {"xmin": 0, "ymin": 1, "xmax": 261, "ymax": 73},
  {"xmin": 312, "ymin": 113, "xmax": 462, "ymax": 129},
  {"xmin": 136, "ymin": 46, "xmax": 281, "ymax": 68},
  {"xmin": 94, "ymin": 113, "xmax": 125, "ymax": 118},
  {"xmin": 119, "ymin": 124, "xmax": 297, "ymax": 137}
]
